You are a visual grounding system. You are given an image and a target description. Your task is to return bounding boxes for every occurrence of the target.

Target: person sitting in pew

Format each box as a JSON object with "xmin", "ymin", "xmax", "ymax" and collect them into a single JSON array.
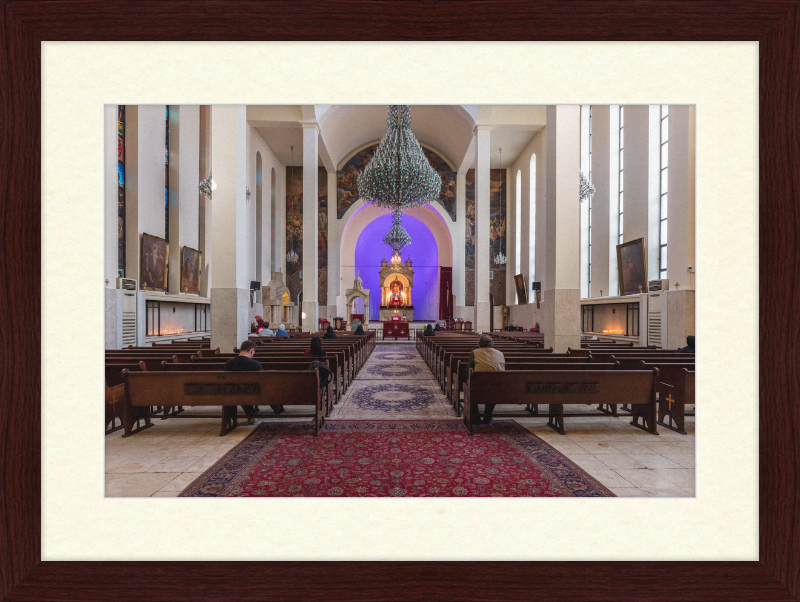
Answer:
[
  {"xmin": 224, "ymin": 340, "xmax": 284, "ymax": 423},
  {"xmin": 679, "ymin": 335, "xmax": 695, "ymax": 353},
  {"xmin": 275, "ymin": 324, "xmax": 290, "ymax": 338},
  {"xmin": 434, "ymin": 323, "xmax": 442, "ymax": 332},
  {"xmin": 305, "ymin": 336, "xmax": 326, "ymax": 358},
  {"xmin": 323, "ymin": 326, "xmax": 337, "ymax": 339},
  {"xmin": 422, "ymin": 324, "xmax": 435, "ymax": 337},
  {"xmin": 353, "ymin": 324, "xmax": 365, "ymax": 336},
  {"xmin": 259, "ymin": 321, "xmax": 275, "ymax": 337},
  {"xmin": 469, "ymin": 334, "xmax": 506, "ymax": 425}
]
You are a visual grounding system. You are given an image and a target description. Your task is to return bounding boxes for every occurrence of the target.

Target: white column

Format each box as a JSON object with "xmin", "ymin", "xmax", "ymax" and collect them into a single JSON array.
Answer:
[
  {"xmin": 198, "ymin": 105, "xmax": 212, "ymax": 297},
  {"xmin": 167, "ymin": 105, "xmax": 200, "ymax": 294},
  {"xmin": 579, "ymin": 105, "xmax": 591, "ymax": 298},
  {"xmin": 473, "ymin": 126, "xmax": 492, "ymax": 332},
  {"xmin": 326, "ymin": 170, "xmax": 339, "ymax": 320},
  {"xmin": 301, "ymin": 124, "xmax": 319, "ymax": 329},
  {"xmin": 453, "ymin": 172, "xmax": 466, "ymax": 310},
  {"xmin": 668, "ymin": 105, "xmax": 696, "ymax": 288},
  {"xmin": 104, "ymin": 105, "xmax": 122, "ymax": 348},
  {"xmin": 544, "ymin": 105, "xmax": 581, "ymax": 352},
  {"xmin": 590, "ymin": 106, "xmax": 611, "ymax": 298},
  {"xmin": 623, "ymin": 105, "xmax": 660, "ymax": 283},
  {"xmin": 210, "ymin": 105, "xmax": 249, "ymax": 352}
]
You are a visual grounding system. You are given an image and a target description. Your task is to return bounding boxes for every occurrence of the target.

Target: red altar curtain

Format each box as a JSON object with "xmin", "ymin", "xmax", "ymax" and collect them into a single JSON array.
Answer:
[{"xmin": 439, "ymin": 267, "xmax": 453, "ymax": 320}]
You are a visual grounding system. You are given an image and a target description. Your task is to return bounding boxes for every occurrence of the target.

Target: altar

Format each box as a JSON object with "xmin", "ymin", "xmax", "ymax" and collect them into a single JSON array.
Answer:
[
  {"xmin": 383, "ymin": 319, "xmax": 410, "ymax": 340},
  {"xmin": 378, "ymin": 253, "xmax": 415, "ymax": 322},
  {"xmin": 379, "ymin": 306, "xmax": 414, "ymax": 322}
]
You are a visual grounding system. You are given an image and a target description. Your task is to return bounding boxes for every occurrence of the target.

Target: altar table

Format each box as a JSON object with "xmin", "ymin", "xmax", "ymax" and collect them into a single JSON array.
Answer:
[{"xmin": 382, "ymin": 321, "xmax": 409, "ymax": 340}]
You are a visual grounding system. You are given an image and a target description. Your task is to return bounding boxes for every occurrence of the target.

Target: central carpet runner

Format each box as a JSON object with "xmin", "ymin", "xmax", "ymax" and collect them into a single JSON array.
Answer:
[{"xmin": 180, "ymin": 420, "xmax": 614, "ymax": 497}]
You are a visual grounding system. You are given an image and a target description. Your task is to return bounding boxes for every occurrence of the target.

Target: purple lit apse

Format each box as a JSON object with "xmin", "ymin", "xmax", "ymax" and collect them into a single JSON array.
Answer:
[{"xmin": 353, "ymin": 213, "xmax": 440, "ymax": 321}]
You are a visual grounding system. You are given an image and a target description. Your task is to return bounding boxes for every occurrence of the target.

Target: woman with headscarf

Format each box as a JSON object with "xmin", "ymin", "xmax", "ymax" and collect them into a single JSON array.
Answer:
[
  {"xmin": 422, "ymin": 324, "xmax": 435, "ymax": 337},
  {"xmin": 323, "ymin": 325, "xmax": 337, "ymax": 339},
  {"xmin": 275, "ymin": 324, "xmax": 290, "ymax": 338},
  {"xmin": 679, "ymin": 335, "xmax": 695, "ymax": 353},
  {"xmin": 434, "ymin": 323, "xmax": 442, "ymax": 332},
  {"xmin": 350, "ymin": 318, "xmax": 362, "ymax": 332},
  {"xmin": 304, "ymin": 336, "xmax": 326, "ymax": 357},
  {"xmin": 353, "ymin": 324, "xmax": 365, "ymax": 336}
]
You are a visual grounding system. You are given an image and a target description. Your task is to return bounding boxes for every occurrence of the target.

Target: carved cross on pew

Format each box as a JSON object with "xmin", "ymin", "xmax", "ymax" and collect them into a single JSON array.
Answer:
[
  {"xmin": 105, "ymin": 279, "xmax": 109, "ymax": 286},
  {"xmin": 666, "ymin": 394, "xmax": 675, "ymax": 410}
]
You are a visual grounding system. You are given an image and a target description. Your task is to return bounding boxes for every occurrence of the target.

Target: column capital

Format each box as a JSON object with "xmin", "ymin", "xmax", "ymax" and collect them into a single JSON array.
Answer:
[
  {"xmin": 473, "ymin": 124, "xmax": 493, "ymax": 134},
  {"xmin": 301, "ymin": 121, "xmax": 320, "ymax": 132}
]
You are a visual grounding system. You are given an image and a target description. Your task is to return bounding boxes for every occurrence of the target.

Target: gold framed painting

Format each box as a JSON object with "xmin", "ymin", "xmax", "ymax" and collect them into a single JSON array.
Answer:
[
  {"xmin": 180, "ymin": 246, "xmax": 202, "ymax": 295},
  {"xmin": 140, "ymin": 232, "xmax": 168, "ymax": 291},
  {"xmin": 616, "ymin": 237, "xmax": 648, "ymax": 295}
]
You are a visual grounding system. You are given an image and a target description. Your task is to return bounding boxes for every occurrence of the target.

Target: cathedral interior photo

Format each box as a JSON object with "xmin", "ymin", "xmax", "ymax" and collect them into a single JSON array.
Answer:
[{"xmin": 104, "ymin": 103, "xmax": 695, "ymax": 498}]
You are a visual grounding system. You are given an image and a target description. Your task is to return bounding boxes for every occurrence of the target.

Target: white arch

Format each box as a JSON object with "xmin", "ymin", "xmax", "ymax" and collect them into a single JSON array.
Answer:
[{"xmin": 333, "ymin": 202, "xmax": 454, "ymax": 316}]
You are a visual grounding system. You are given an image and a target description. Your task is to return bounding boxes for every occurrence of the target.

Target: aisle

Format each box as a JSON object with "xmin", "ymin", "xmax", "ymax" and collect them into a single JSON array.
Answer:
[{"xmin": 329, "ymin": 343, "xmax": 456, "ymax": 420}]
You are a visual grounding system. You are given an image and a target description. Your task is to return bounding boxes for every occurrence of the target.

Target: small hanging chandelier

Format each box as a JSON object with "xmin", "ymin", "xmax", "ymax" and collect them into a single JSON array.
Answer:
[
  {"xmin": 382, "ymin": 208, "xmax": 412, "ymax": 254},
  {"xmin": 199, "ymin": 171, "xmax": 216, "ymax": 199},
  {"xmin": 286, "ymin": 250, "xmax": 299, "ymax": 264},
  {"xmin": 579, "ymin": 170, "xmax": 596, "ymax": 203},
  {"xmin": 357, "ymin": 105, "xmax": 441, "ymax": 211}
]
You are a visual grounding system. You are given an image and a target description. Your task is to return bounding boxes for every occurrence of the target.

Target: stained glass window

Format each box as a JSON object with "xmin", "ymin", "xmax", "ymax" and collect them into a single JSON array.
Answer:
[
  {"xmin": 165, "ymin": 105, "xmax": 170, "ymax": 241},
  {"xmin": 117, "ymin": 106, "xmax": 126, "ymax": 277}
]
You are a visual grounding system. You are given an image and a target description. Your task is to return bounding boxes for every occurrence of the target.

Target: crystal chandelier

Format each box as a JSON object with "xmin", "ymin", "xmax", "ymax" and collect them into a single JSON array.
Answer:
[
  {"xmin": 357, "ymin": 105, "xmax": 442, "ymax": 210},
  {"xmin": 198, "ymin": 171, "xmax": 216, "ymax": 199},
  {"xmin": 286, "ymin": 250, "xmax": 299, "ymax": 264},
  {"xmin": 494, "ymin": 252, "xmax": 507, "ymax": 266},
  {"xmin": 382, "ymin": 208, "xmax": 412, "ymax": 254},
  {"xmin": 580, "ymin": 170, "xmax": 595, "ymax": 203}
]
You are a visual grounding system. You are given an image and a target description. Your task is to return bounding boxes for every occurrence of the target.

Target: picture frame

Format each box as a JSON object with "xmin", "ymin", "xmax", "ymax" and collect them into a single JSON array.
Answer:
[
  {"xmin": 140, "ymin": 232, "xmax": 168, "ymax": 292},
  {"xmin": 5, "ymin": 4, "xmax": 797, "ymax": 601},
  {"xmin": 616, "ymin": 237, "xmax": 648, "ymax": 295},
  {"xmin": 514, "ymin": 273, "xmax": 528, "ymax": 304},
  {"xmin": 179, "ymin": 245, "xmax": 202, "ymax": 295}
]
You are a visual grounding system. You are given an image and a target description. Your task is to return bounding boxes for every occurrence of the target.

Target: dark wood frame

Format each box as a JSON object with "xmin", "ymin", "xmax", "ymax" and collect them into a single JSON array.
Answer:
[
  {"xmin": 1, "ymin": 2, "xmax": 798, "ymax": 600},
  {"xmin": 140, "ymin": 232, "xmax": 169, "ymax": 292},
  {"xmin": 616, "ymin": 236, "xmax": 648, "ymax": 296},
  {"xmin": 179, "ymin": 245, "xmax": 202, "ymax": 295},
  {"xmin": 514, "ymin": 273, "xmax": 528, "ymax": 305}
]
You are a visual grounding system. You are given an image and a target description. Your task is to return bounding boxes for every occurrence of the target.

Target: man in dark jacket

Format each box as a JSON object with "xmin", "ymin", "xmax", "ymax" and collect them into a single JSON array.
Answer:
[
  {"xmin": 679, "ymin": 335, "xmax": 695, "ymax": 353},
  {"xmin": 224, "ymin": 340, "xmax": 284, "ymax": 423}
]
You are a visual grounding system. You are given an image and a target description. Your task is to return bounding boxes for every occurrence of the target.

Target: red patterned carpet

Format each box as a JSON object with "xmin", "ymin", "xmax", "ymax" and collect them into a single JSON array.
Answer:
[{"xmin": 180, "ymin": 420, "xmax": 614, "ymax": 497}]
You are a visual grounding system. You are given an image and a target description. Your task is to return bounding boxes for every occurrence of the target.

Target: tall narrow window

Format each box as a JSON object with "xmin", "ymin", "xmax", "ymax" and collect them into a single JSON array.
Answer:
[
  {"xmin": 165, "ymin": 105, "xmax": 170, "ymax": 241},
  {"xmin": 117, "ymin": 106, "xmax": 126, "ymax": 276},
  {"xmin": 587, "ymin": 107, "xmax": 592, "ymax": 296},
  {"xmin": 529, "ymin": 154, "xmax": 536, "ymax": 283},
  {"xmin": 515, "ymin": 169, "xmax": 522, "ymax": 281},
  {"xmin": 659, "ymin": 104, "xmax": 669, "ymax": 279},
  {"xmin": 618, "ymin": 105, "xmax": 624, "ymax": 245}
]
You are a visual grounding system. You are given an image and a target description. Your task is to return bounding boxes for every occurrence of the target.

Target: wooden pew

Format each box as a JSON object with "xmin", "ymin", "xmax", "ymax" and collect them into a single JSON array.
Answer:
[
  {"xmin": 122, "ymin": 370, "xmax": 324, "ymax": 437},
  {"xmin": 641, "ymin": 363, "xmax": 695, "ymax": 434},
  {"xmin": 463, "ymin": 368, "xmax": 659, "ymax": 435},
  {"xmin": 162, "ymin": 360, "xmax": 337, "ymax": 417},
  {"xmin": 449, "ymin": 356, "xmax": 591, "ymax": 410}
]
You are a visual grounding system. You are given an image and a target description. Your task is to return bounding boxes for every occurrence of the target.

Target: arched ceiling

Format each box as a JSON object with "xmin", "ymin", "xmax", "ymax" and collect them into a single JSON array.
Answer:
[
  {"xmin": 247, "ymin": 104, "xmax": 546, "ymax": 171},
  {"xmin": 319, "ymin": 105, "xmax": 474, "ymax": 169}
]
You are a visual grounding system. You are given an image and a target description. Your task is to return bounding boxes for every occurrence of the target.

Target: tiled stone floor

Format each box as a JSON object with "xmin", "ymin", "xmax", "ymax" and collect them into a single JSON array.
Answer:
[{"xmin": 105, "ymin": 341, "xmax": 694, "ymax": 497}]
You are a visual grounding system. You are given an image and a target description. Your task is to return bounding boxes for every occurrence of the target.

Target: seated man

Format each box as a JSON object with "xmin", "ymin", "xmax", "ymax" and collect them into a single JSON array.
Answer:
[
  {"xmin": 258, "ymin": 321, "xmax": 275, "ymax": 337},
  {"xmin": 469, "ymin": 334, "xmax": 505, "ymax": 425},
  {"xmin": 275, "ymin": 324, "xmax": 290, "ymax": 338},
  {"xmin": 224, "ymin": 340, "xmax": 284, "ymax": 423}
]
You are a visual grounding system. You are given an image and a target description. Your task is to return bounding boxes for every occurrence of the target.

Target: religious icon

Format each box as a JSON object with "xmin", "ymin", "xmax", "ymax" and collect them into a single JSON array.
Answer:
[
  {"xmin": 387, "ymin": 279, "xmax": 405, "ymax": 306},
  {"xmin": 514, "ymin": 274, "xmax": 528, "ymax": 305},
  {"xmin": 180, "ymin": 246, "xmax": 202, "ymax": 295},
  {"xmin": 616, "ymin": 238, "xmax": 648, "ymax": 296},
  {"xmin": 141, "ymin": 233, "xmax": 168, "ymax": 292}
]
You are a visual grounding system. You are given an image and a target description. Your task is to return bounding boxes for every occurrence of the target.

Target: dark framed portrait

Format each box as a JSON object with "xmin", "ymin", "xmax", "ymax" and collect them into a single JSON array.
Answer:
[
  {"xmin": 140, "ymin": 232, "xmax": 168, "ymax": 291},
  {"xmin": 514, "ymin": 273, "xmax": 528, "ymax": 304},
  {"xmin": 616, "ymin": 237, "xmax": 647, "ymax": 295},
  {"xmin": 180, "ymin": 246, "xmax": 202, "ymax": 295}
]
